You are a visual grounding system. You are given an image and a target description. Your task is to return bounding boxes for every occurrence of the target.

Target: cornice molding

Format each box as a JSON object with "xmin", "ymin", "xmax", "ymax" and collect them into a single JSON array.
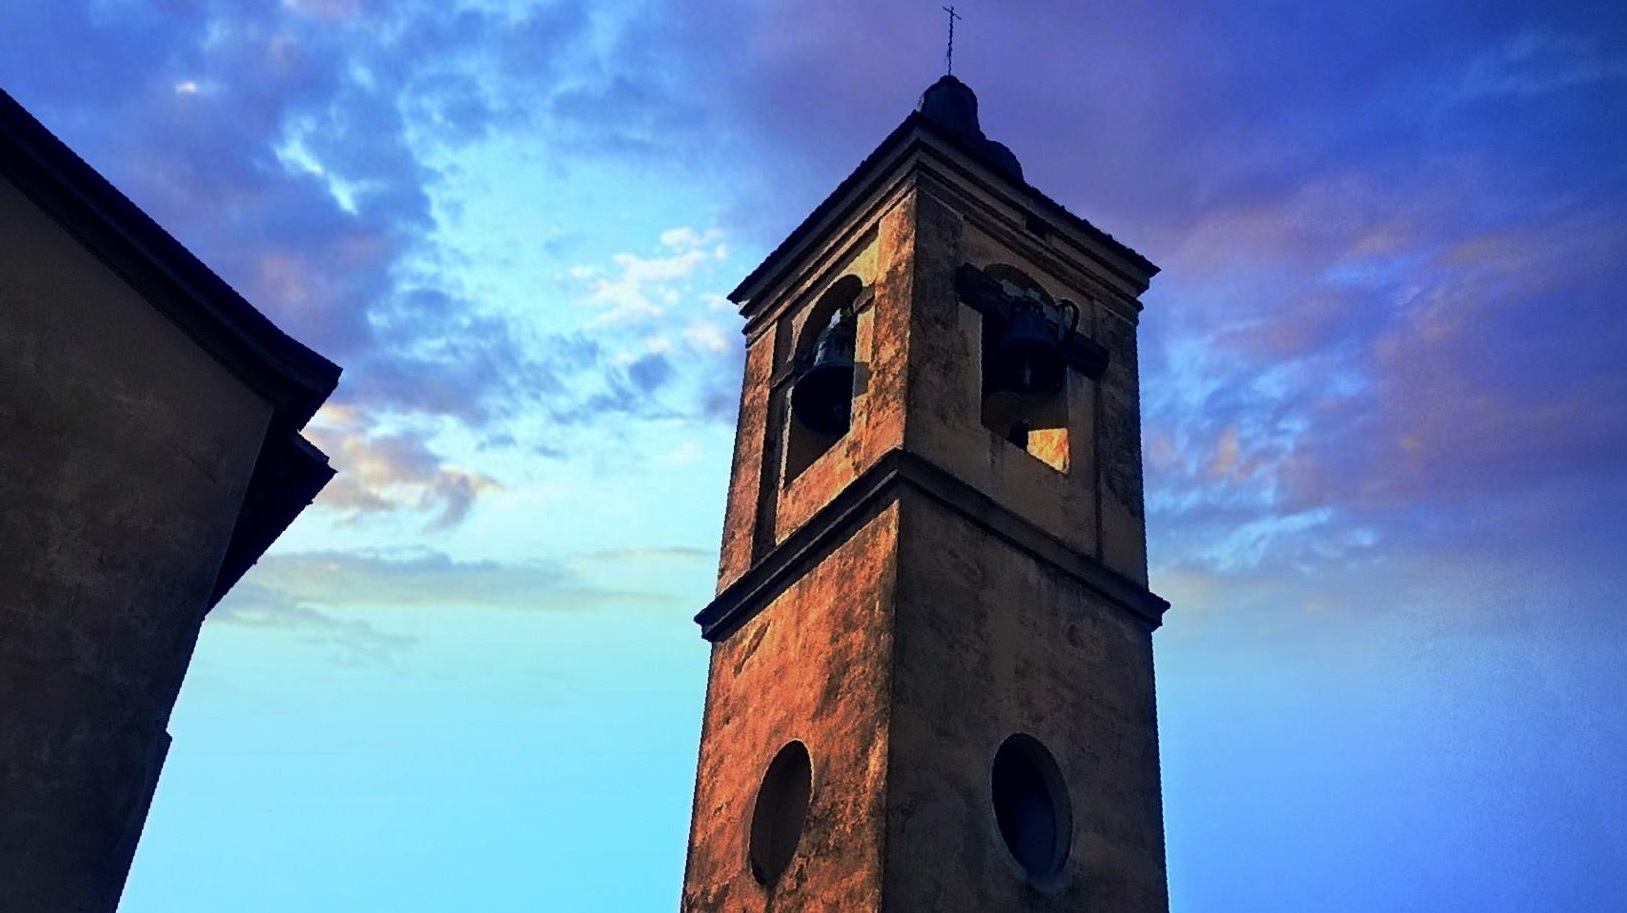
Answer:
[
  {"xmin": 695, "ymin": 448, "xmax": 1169, "ymax": 642},
  {"xmin": 731, "ymin": 114, "xmax": 1158, "ymax": 321}
]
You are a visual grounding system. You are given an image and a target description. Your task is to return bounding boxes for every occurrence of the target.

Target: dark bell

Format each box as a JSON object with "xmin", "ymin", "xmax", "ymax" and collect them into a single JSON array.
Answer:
[
  {"xmin": 791, "ymin": 311, "xmax": 857, "ymax": 435},
  {"xmin": 988, "ymin": 305, "xmax": 1069, "ymax": 396}
]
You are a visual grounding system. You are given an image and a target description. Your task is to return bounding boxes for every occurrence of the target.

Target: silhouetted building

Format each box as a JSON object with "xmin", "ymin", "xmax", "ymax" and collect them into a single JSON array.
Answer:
[
  {"xmin": 0, "ymin": 89, "xmax": 339, "ymax": 912},
  {"xmin": 681, "ymin": 76, "xmax": 1171, "ymax": 911}
]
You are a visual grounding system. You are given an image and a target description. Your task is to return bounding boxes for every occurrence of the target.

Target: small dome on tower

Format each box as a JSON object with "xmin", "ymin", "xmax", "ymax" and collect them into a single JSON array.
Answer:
[
  {"xmin": 916, "ymin": 75, "xmax": 1023, "ymax": 182},
  {"xmin": 980, "ymin": 139, "xmax": 1023, "ymax": 182},
  {"xmin": 918, "ymin": 75, "xmax": 982, "ymax": 139}
]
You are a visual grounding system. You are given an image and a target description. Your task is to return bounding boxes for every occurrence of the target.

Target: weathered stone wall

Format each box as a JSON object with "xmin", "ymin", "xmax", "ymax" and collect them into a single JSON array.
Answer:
[
  {"xmin": 715, "ymin": 218, "xmax": 890, "ymax": 593},
  {"xmin": 681, "ymin": 504, "xmax": 900, "ymax": 913},
  {"xmin": 884, "ymin": 488, "xmax": 1168, "ymax": 912},
  {"xmin": 0, "ymin": 174, "xmax": 272, "ymax": 912},
  {"xmin": 906, "ymin": 180, "xmax": 1150, "ymax": 585}
]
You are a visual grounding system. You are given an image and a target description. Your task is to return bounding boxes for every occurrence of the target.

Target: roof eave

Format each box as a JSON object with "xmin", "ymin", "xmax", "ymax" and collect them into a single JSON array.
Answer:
[
  {"xmin": 0, "ymin": 88, "xmax": 340, "ymax": 433},
  {"xmin": 729, "ymin": 112, "xmax": 1159, "ymax": 311}
]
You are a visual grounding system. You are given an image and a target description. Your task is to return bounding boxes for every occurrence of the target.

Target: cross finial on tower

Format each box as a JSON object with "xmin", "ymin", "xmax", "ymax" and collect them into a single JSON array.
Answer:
[{"xmin": 942, "ymin": 5, "xmax": 963, "ymax": 75}]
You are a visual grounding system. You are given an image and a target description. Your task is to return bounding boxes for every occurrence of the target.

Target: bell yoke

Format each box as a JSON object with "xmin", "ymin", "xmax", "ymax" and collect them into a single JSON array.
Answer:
[{"xmin": 956, "ymin": 263, "xmax": 1110, "ymax": 396}]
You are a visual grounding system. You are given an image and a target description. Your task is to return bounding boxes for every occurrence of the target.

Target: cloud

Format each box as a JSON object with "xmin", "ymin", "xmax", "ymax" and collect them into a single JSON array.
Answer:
[
  {"xmin": 303, "ymin": 405, "xmax": 502, "ymax": 530},
  {"xmin": 222, "ymin": 549, "xmax": 630, "ymax": 612},
  {"xmin": 1113, "ymin": 76, "xmax": 1625, "ymax": 616},
  {"xmin": 281, "ymin": 0, "xmax": 364, "ymax": 23},
  {"xmin": 520, "ymin": 0, "xmax": 1626, "ymax": 630},
  {"xmin": 579, "ymin": 248, "xmax": 713, "ymax": 327},
  {"xmin": 210, "ymin": 545, "xmax": 716, "ymax": 661},
  {"xmin": 1165, "ymin": 197, "xmax": 1622, "ymax": 512},
  {"xmin": 1, "ymin": 3, "xmax": 755, "ymax": 517},
  {"xmin": 572, "ymin": 227, "xmax": 732, "ymax": 328},
  {"xmin": 515, "ymin": 330, "xmax": 738, "ymax": 433},
  {"xmin": 1456, "ymin": 30, "xmax": 1627, "ymax": 100},
  {"xmin": 498, "ymin": 227, "xmax": 745, "ymax": 434},
  {"xmin": 7, "ymin": 0, "xmax": 1620, "ymax": 632},
  {"xmin": 0, "ymin": 0, "xmax": 677, "ymax": 433},
  {"xmin": 209, "ymin": 589, "xmax": 416, "ymax": 666}
]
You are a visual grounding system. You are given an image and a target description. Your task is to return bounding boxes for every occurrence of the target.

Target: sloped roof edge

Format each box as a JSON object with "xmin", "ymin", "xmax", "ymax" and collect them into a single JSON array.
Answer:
[
  {"xmin": 729, "ymin": 110, "xmax": 1158, "ymax": 308},
  {"xmin": 0, "ymin": 87, "xmax": 340, "ymax": 432}
]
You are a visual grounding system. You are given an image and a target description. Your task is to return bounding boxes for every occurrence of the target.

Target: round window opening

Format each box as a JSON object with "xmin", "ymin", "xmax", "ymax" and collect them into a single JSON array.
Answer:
[
  {"xmin": 991, "ymin": 733, "xmax": 1072, "ymax": 878},
  {"xmin": 749, "ymin": 741, "xmax": 812, "ymax": 886}
]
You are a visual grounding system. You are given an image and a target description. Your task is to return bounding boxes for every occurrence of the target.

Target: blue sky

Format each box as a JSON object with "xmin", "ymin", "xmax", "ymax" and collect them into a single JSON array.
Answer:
[{"xmin": 3, "ymin": 1, "xmax": 1625, "ymax": 910}]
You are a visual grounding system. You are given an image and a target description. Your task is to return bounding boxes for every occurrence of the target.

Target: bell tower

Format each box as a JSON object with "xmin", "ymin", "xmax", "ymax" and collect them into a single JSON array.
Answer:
[{"xmin": 680, "ymin": 77, "xmax": 1170, "ymax": 912}]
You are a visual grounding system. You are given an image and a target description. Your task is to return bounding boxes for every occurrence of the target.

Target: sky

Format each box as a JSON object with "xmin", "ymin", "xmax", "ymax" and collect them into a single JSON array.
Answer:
[{"xmin": 2, "ymin": 0, "xmax": 1625, "ymax": 910}]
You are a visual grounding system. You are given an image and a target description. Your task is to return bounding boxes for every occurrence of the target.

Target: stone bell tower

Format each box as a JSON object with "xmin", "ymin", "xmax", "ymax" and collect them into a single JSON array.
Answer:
[{"xmin": 680, "ymin": 76, "xmax": 1170, "ymax": 912}]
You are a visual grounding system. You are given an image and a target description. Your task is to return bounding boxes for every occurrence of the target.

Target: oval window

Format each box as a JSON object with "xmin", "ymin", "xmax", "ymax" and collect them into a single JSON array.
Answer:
[
  {"xmin": 749, "ymin": 741, "xmax": 812, "ymax": 885},
  {"xmin": 991, "ymin": 733, "xmax": 1071, "ymax": 878}
]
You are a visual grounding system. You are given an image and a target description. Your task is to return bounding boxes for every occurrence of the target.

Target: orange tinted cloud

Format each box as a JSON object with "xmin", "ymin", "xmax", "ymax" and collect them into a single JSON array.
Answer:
[{"xmin": 305, "ymin": 405, "xmax": 501, "ymax": 530}]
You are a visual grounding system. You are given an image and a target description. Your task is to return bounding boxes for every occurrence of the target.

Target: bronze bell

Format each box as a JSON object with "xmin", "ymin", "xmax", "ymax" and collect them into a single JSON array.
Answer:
[
  {"xmin": 791, "ymin": 309, "xmax": 857, "ymax": 435},
  {"xmin": 987, "ymin": 299, "xmax": 1078, "ymax": 397}
]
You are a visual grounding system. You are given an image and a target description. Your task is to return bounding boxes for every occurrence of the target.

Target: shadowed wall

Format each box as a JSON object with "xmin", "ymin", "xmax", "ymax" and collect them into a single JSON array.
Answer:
[{"xmin": 0, "ymin": 92, "xmax": 338, "ymax": 913}]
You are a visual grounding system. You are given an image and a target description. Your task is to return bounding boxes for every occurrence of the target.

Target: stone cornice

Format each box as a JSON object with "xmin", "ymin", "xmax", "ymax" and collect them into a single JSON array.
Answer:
[
  {"xmin": 695, "ymin": 448, "xmax": 1169, "ymax": 642},
  {"xmin": 731, "ymin": 114, "xmax": 1158, "ymax": 324}
]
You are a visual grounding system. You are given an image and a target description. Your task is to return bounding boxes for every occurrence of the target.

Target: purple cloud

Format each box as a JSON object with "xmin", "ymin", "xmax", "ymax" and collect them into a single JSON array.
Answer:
[
  {"xmin": 5, "ymin": 0, "xmax": 1620, "ymax": 583},
  {"xmin": 0, "ymin": 0, "xmax": 755, "ymax": 527}
]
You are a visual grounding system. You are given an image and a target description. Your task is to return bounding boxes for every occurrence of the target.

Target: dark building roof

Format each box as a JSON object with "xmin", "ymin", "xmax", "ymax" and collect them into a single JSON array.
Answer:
[
  {"xmin": 730, "ymin": 77, "xmax": 1158, "ymax": 308},
  {"xmin": 0, "ymin": 88, "xmax": 340, "ymax": 432},
  {"xmin": 0, "ymin": 87, "xmax": 341, "ymax": 607}
]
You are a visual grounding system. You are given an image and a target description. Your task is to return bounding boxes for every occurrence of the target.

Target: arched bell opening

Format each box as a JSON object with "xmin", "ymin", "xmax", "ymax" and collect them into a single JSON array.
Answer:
[
  {"xmin": 785, "ymin": 276, "xmax": 864, "ymax": 481},
  {"xmin": 977, "ymin": 264, "xmax": 1074, "ymax": 473}
]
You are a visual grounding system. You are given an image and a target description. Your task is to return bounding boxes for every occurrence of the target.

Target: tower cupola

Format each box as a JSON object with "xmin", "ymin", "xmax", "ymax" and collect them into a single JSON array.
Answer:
[{"xmin": 917, "ymin": 75, "xmax": 1024, "ymax": 180}]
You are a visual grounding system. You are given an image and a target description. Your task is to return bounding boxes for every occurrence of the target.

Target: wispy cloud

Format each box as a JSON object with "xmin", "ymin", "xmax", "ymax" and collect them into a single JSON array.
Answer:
[
  {"xmin": 574, "ymin": 229, "xmax": 728, "ymax": 328},
  {"xmin": 209, "ymin": 590, "xmax": 417, "ymax": 666},
  {"xmin": 303, "ymin": 405, "xmax": 502, "ymax": 530},
  {"xmin": 212, "ymin": 545, "xmax": 714, "ymax": 661},
  {"xmin": 0, "ymin": 0, "xmax": 738, "ymax": 438},
  {"xmin": 6, "ymin": 0, "xmax": 1621, "ymax": 630},
  {"xmin": 1456, "ymin": 30, "xmax": 1627, "ymax": 100},
  {"xmin": 228, "ymin": 546, "xmax": 711, "ymax": 612}
]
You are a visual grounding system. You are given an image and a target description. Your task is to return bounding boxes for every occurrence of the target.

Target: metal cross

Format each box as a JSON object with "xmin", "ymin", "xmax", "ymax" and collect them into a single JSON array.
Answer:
[{"xmin": 942, "ymin": 5, "xmax": 963, "ymax": 75}]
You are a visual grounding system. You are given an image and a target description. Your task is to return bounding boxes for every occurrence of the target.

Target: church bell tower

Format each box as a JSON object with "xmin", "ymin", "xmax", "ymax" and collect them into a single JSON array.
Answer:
[{"xmin": 680, "ymin": 76, "xmax": 1170, "ymax": 912}]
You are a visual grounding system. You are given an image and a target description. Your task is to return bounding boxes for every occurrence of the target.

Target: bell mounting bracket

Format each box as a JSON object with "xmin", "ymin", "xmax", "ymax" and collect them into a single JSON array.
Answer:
[{"xmin": 954, "ymin": 263, "xmax": 1111, "ymax": 381}]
